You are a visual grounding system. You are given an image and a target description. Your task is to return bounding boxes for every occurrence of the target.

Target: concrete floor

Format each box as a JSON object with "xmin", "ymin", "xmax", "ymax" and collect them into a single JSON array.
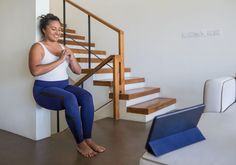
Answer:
[{"xmin": 0, "ymin": 118, "xmax": 151, "ymax": 165}]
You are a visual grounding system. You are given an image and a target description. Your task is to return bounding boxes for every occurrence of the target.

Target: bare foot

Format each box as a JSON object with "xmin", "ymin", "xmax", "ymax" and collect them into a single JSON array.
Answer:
[
  {"xmin": 85, "ymin": 139, "xmax": 106, "ymax": 153},
  {"xmin": 76, "ymin": 141, "xmax": 97, "ymax": 158}
]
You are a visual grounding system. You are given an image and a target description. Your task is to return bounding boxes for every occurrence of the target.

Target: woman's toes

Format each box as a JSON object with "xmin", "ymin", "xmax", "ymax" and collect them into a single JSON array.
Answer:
[
  {"xmin": 85, "ymin": 139, "xmax": 106, "ymax": 153},
  {"xmin": 77, "ymin": 141, "xmax": 97, "ymax": 158}
]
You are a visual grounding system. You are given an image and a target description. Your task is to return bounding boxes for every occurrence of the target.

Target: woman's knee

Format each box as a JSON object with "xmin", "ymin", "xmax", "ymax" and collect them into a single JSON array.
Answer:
[
  {"xmin": 83, "ymin": 90, "xmax": 93, "ymax": 99},
  {"xmin": 81, "ymin": 90, "xmax": 94, "ymax": 105},
  {"xmin": 65, "ymin": 86, "xmax": 94, "ymax": 105},
  {"xmin": 63, "ymin": 93, "xmax": 78, "ymax": 107}
]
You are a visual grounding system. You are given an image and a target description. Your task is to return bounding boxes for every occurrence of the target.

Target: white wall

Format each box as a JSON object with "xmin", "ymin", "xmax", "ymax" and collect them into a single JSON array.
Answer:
[
  {"xmin": 50, "ymin": 0, "xmax": 236, "ymax": 108},
  {"xmin": 0, "ymin": 0, "xmax": 50, "ymax": 140}
]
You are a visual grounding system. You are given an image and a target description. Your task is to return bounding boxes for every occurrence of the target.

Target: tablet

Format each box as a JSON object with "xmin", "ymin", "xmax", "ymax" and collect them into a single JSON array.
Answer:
[{"xmin": 145, "ymin": 104, "xmax": 205, "ymax": 156}]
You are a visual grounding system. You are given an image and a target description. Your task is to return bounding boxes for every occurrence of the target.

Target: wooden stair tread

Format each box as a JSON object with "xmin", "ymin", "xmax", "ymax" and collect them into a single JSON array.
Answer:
[
  {"xmin": 63, "ymin": 28, "xmax": 76, "ymax": 34},
  {"xmin": 109, "ymin": 87, "xmax": 160, "ymax": 100},
  {"xmin": 77, "ymin": 58, "xmax": 110, "ymax": 63},
  {"xmin": 82, "ymin": 68, "xmax": 131, "ymax": 74},
  {"xmin": 71, "ymin": 48, "xmax": 106, "ymax": 55},
  {"xmin": 127, "ymin": 98, "xmax": 176, "ymax": 115},
  {"xmin": 60, "ymin": 25, "xmax": 177, "ymax": 120},
  {"xmin": 62, "ymin": 34, "xmax": 85, "ymax": 40},
  {"xmin": 58, "ymin": 40, "xmax": 95, "ymax": 47},
  {"xmin": 93, "ymin": 77, "xmax": 145, "ymax": 86}
]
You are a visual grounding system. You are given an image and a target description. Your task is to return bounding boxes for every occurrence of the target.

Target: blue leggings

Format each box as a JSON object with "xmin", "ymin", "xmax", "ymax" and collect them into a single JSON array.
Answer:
[{"xmin": 33, "ymin": 79, "xmax": 94, "ymax": 144}]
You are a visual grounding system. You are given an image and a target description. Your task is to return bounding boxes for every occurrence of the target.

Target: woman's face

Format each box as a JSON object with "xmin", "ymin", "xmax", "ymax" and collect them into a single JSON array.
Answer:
[{"xmin": 43, "ymin": 20, "xmax": 62, "ymax": 42}]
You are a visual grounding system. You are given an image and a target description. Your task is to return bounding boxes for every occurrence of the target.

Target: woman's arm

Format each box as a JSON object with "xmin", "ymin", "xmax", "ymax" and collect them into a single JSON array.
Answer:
[
  {"xmin": 64, "ymin": 47, "xmax": 82, "ymax": 75},
  {"xmin": 28, "ymin": 43, "xmax": 66, "ymax": 76}
]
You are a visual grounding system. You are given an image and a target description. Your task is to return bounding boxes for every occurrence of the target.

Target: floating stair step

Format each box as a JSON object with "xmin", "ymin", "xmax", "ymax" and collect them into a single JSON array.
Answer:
[
  {"xmin": 61, "ymin": 34, "xmax": 85, "ymax": 40},
  {"xmin": 109, "ymin": 87, "xmax": 160, "ymax": 100},
  {"xmin": 71, "ymin": 48, "xmax": 106, "ymax": 55},
  {"xmin": 82, "ymin": 68, "xmax": 131, "ymax": 74},
  {"xmin": 127, "ymin": 98, "xmax": 176, "ymax": 115},
  {"xmin": 63, "ymin": 28, "xmax": 76, "ymax": 34},
  {"xmin": 93, "ymin": 77, "xmax": 145, "ymax": 86},
  {"xmin": 58, "ymin": 40, "xmax": 95, "ymax": 47},
  {"xmin": 77, "ymin": 58, "xmax": 110, "ymax": 63}
]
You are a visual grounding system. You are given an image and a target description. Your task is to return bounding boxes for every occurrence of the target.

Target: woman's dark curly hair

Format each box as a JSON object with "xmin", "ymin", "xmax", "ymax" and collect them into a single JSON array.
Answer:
[{"xmin": 39, "ymin": 13, "xmax": 61, "ymax": 36}]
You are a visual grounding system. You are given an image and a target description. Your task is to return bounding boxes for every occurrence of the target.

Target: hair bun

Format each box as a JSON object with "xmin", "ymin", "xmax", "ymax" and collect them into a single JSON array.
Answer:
[
  {"xmin": 39, "ymin": 13, "xmax": 56, "ymax": 20},
  {"xmin": 38, "ymin": 13, "xmax": 61, "ymax": 37}
]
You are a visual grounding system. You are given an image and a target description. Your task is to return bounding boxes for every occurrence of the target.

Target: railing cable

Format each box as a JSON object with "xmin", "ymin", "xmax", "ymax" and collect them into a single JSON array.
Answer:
[
  {"xmin": 67, "ymin": 37, "xmax": 113, "ymax": 68},
  {"xmin": 95, "ymin": 100, "xmax": 112, "ymax": 112}
]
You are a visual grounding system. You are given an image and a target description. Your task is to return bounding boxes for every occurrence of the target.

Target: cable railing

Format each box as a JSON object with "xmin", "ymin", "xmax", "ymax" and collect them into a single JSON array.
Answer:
[
  {"xmin": 63, "ymin": 0, "xmax": 125, "ymax": 94},
  {"xmin": 76, "ymin": 55, "xmax": 120, "ymax": 120},
  {"xmin": 63, "ymin": 0, "xmax": 124, "ymax": 119},
  {"xmin": 61, "ymin": 37, "xmax": 113, "ymax": 68}
]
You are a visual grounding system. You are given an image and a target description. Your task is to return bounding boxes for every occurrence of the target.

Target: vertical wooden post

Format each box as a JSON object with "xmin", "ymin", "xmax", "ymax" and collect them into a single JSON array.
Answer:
[
  {"xmin": 113, "ymin": 56, "xmax": 120, "ymax": 120},
  {"xmin": 63, "ymin": 0, "xmax": 66, "ymax": 46},
  {"xmin": 118, "ymin": 31, "xmax": 125, "ymax": 94}
]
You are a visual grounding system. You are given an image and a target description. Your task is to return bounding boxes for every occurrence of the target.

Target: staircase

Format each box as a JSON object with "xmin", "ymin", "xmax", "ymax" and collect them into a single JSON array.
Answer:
[{"xmin": 60, "ymin": 27, "xmax": 176, "ymax": 122}]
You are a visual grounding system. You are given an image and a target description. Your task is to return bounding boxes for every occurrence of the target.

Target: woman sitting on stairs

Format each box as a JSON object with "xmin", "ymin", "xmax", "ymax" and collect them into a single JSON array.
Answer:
[{"xmin": 28, "ymin": 13, "xmax": 105, "ymax": 158}]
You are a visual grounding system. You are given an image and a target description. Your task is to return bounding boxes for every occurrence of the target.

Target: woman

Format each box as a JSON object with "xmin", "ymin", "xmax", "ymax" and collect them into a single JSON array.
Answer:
[{"xmin": 28, "ymin": 13, "xmax": 105, "ymax": 158}]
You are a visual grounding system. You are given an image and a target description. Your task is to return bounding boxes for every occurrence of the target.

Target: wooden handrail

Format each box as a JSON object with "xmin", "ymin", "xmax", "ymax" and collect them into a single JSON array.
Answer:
[
  {"xmin": 64, "ymin": 0, "xmax": 123, "ymax": 119},
  {"xmin": 65, "ymin": 0, "xmax": 125, "ymax": 94},
  {"xmin": 65, "ymin": 0, "xmax": 122, "ymax": 33},
  {"xmin": 74, "ymin": 55, "xmax": 115, "ymax": 86},
  {"xmin": 74, "ymin": 55, "xmax": 120, "ymax": 119}
]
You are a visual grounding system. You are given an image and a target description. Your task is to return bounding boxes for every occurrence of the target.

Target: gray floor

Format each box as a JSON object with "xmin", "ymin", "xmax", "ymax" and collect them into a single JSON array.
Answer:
[{"xmin": 0, "ymin": 118, "xmax": 151, "ymax": 165}]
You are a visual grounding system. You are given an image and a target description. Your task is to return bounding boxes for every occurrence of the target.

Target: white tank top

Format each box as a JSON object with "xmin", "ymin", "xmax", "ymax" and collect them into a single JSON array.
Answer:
[{"xmin": 35, "ymin": 42, "xmax": 69, "ymax": 81}]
